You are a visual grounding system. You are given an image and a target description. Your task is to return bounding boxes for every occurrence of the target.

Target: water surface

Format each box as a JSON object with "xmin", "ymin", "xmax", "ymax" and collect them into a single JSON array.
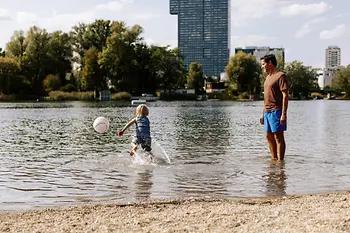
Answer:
[{"xmin": 0, "ymin": 100, "xmax": 349, "ymax": 211}]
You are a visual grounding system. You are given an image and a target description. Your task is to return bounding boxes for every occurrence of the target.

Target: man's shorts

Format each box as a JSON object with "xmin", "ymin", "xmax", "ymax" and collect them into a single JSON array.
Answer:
[
  {"xmin": 132, "ymin": 137, "xmax": 152, "ymax": 151},
  {"xmin": 264, "ymin": 109, "xmax": 287, "ymax": 133}
]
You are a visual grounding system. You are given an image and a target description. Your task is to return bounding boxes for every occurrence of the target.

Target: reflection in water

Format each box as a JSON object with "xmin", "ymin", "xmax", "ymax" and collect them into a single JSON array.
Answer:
[
  {"xmin": 134, "ymin": 169, "xmax": 153, "ymax": 202},
  {"xmin": 265, "ymin": 161, "xmax": 286, "ymax": 196}
]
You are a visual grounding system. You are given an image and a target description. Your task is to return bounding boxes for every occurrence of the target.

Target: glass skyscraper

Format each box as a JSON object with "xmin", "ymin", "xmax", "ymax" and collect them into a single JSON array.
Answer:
[{"xmin": 170, "ymin": 0, "xmax": 231, "ymax": 77}]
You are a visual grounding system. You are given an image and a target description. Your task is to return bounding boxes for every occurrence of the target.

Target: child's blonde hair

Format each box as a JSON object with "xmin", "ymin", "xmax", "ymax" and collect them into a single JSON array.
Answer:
[{"xmin": 136, "ymin": 104, "xmax": 149, "ymax": 116}]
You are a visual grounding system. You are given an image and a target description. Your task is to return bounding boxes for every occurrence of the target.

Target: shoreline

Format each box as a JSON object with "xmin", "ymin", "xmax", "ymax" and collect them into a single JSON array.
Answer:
[{"xmin": 1, "ymin": 191, "xmax": 349, "ymax": 232}]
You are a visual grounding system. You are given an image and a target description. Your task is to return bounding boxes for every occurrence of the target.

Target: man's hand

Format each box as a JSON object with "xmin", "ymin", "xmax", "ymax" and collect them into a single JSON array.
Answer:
[
  {"xmin": 259, "ymin": 114, "xmax": 264, "ymax": 125},
  {"xmin": 280, "ymin": 114, "xmax": 287, "ymax": 125}
]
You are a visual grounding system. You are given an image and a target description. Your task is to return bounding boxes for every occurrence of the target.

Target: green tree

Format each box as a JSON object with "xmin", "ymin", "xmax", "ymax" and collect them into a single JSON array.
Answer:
[
  {"xmin": 332, "ymin": 65, "xmax": 350, "ymax": 98},
  {"xmin": 150, "ymin": 46, "xmax": 187, "ymax": 92},
  {"xmin": 5, "ymin": 30, "xmax": 27, "ymax": 59},
  {"xmin": 43, "ymin": 74, "xmax": 61, "ymax": 92},
  {"xmin": 284, "ymin": 61, "xmax": 318, "ymax": 99},
  {"xmin": 21, "ymin": 26, "xmax": 50, "ymax": 95},
  {"xmin": 47, "ymin": 31, "xmax": 72, "ymax": 86},
  {"xmin": 99, "ymin": 21, "xmax": 143, "ymax": 93},
  {"xmin": 0, "ymin": 57, "xmax": 29, "ymax": 95},
  {"xmin": 225, "ymin": 51, "xmax": 261, "ymax": 94},
  {"xmin": 81, "ymin": 47, "xmax": 104, "ymax": 91},
  {"xmin": 133, "ymin": 43, "xmax": 156, "ymax": 94},
  {"xmin": 70, "ymin": 19, "xmax": 112, "ymax": 69},
  {"xmin": 187, "ymin": 62, "xmax": 204, "ymax": 94}
]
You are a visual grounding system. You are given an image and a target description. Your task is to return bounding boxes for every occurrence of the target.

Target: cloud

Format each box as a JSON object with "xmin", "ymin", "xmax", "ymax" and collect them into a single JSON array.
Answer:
[
  {"xmin": 231, "ymin": 35, "xmax": 276, "ymax": 49},
  {"xmin": 319, "ymin": 24, "xmax": 350, "ymax": 40},
  {"xmin": 96, "ymin": 0, "xmax": 134, "ymax": 12},
  {"xmin": 231, "ymin": 0, "xmax": 289, "ymax": 27},
  {"xmin": 14, "ymin": 1, "xmax": 134, "ymax": 33},
  {"xmin": 295, "ymin": 17, "xmax": 326, "ymax": 38},
  {"xmin": 295, "ymin": 24, "xmax": 311, "ymax": 39},
  {"xmin": 17, "ymin": 12, "xmax": 37, "ymax": 24},
  {"xmin": 0, "ymin": 9, "xmax": 12, "ymax": 21},
  {"xmin": 280, "ymin": 2, "xmax": 331, "ymax": 17}
]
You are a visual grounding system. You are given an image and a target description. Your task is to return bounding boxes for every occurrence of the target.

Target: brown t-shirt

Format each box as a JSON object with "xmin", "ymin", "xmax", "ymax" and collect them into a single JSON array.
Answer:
[{"xmin": 264, "ymin": 72, "xmax": 288, "ymax": 112}]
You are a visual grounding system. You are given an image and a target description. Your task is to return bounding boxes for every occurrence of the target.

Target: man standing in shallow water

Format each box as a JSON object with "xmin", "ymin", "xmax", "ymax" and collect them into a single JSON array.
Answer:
[{"xmin": 259, "ymin": 54, "xmax": 288, "ymax": 161}]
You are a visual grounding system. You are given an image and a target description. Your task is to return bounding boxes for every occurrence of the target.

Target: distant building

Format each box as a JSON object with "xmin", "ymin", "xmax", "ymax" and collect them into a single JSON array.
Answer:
[
  {"xmin": 314, "ymin": 68, "xmax": 324, "ymax": 89},
  {"xmin": 325, "ymin": 46, "xmax": 341, "ymax": 68},
  {"xmin": 323, "ymin": 46, "xmax": 341, "ymax": 88},
  {"xmin": 170, "ymin": 0, "xmax": 231, "ymax": 77},
  {"xmin": 235, "ymin": 46, "xmax": 285, "ymax": 63},
  {"xmin": 205, "ymin": 81, "xmax": 228, "ymax": 93}
]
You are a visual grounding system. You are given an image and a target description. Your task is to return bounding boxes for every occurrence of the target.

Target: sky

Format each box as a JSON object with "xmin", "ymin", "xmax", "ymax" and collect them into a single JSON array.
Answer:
[{"xmin": 0, "ymin": 0, "xmax": 349, "ymax": 68}]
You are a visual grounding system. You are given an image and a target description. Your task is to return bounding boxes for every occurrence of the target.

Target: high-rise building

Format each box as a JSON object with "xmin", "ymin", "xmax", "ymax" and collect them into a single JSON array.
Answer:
[
  {"xmin": 170, "ymin": 0, "xmax": 231, "ymax": 77},
  {"xmin": 323, "ymin": 46, "xmax": 341, "ymax": 88},
  {"xmin": 325, "ymin": 46, "xmax": 341, "ymax": 68},
  {"xmin": 235, "ymin": 46, "xmax": 285, "ymax": 64}
]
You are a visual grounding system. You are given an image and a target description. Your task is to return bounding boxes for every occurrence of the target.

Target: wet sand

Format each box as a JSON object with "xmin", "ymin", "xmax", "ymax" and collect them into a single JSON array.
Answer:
[{"xmin": 0, "ymin": 191, "xmax": 349, "ymax": 232}]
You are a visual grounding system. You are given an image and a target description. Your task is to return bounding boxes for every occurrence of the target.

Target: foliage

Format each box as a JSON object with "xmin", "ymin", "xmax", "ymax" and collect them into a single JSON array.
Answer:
[
  {"xmin": 225, "ymin": 51, "xmax": 261, "ymax": 94},
  {"xmin": 187, "ymin": 62, "xmax": 204, "ymax": 95},
  {"xmin": 60, "ymin": 84, "xmax": 77, "ymax": 92},
  {"xmin": 43, "ymin": 74, "xmax": 61, "ymax": 93},
  {"xmin": 284, "ymin": 61, "xmax": 318, "ymax": 99},
  {"xmin": 81, "ymin": 47, "xmax": 104, "ymax": 91},
  {"xmin": 0, "ymin": 57, "xmax": 29, "ymax": 95},
  {"xmin": 332, "ymin": 65, "xmax": 350, "ymax": 98},
  {"xmin": 48, "ymin": 91, "xmax": 94, "ymax": 101},
  {"xmin": 111, "ymin": 92, "xmax": 131, "ymax": 100}
]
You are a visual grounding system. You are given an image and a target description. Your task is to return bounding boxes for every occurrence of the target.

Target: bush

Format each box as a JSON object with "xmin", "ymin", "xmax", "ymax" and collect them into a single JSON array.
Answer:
[
  {"xmin": 60, "ymin": 84, "xmax": 77, "ymax": 92},
  {"xmin": 43, "ymin": 74, "xmax": 61, "ymax": 92},
  {"xmin": 112, "ymin": 92, "xmax": 131, "ymax": 101},
  {"xmin": 48, "ymin": 91, "xmax": 94, "ymax": 101},
  {"xmin": 238, "ymin": 91, "xmax": 250, "ymax": 100}
]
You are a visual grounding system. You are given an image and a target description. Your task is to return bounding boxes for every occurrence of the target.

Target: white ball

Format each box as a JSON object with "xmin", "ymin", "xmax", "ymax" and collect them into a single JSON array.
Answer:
[{"xmin": 93, "ymin": 117, "xmax": 109, "ymax": 133}]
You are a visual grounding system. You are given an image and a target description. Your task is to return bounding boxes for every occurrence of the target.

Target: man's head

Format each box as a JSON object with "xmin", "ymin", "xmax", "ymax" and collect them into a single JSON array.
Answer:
[{"xmin": 260, "ymin": 54, "xmax": 277, "ymax": 73}]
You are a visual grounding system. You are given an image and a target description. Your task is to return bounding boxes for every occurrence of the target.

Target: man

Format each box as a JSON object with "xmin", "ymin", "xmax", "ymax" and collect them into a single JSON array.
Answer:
[{"xmin": 260, "ymin": 54, "xmax": 288, "ymax": 161}]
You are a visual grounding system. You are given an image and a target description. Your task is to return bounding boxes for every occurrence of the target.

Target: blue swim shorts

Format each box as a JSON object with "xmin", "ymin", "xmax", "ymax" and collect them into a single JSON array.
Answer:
[{"xmin": 264, "ymin": 109, "xmax": 287, "ymax": 133}]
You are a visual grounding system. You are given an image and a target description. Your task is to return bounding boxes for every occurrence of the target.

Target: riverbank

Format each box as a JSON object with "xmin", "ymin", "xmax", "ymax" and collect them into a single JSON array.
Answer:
[{"xmin": 1, "ymin": 191, "xmax": 349, "ymax": 232}]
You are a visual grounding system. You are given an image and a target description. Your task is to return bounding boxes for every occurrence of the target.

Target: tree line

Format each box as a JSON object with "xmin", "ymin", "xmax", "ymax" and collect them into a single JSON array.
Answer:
[{"xmin": 0, "ymin": 19, "xmax": 349, "ymax": 100}]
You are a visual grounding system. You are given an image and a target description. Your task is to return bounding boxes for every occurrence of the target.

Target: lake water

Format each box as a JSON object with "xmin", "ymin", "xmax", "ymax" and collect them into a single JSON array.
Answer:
[{"xmin": 0, "ymin": 100, "xmax": 350, "ymax": 211}]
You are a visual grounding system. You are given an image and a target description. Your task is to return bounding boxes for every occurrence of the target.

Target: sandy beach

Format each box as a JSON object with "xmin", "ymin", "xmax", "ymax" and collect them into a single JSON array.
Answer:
[{"xmin": 0, "ymin": 191, "xmax": 349, "ymax": 232}]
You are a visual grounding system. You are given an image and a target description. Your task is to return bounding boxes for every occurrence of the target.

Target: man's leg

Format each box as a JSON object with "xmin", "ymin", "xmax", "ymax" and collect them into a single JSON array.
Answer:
[
  {"xmin": 274, "ymin": 132, "xmax": 286, "ymax": 161},
  {"xmin": 266, "ymin": 132, "xmax": 278, "ymax": 160}
]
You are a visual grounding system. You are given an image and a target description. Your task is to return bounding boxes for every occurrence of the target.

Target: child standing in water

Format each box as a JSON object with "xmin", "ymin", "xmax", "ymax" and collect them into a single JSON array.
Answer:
[{"xmin": 118, "ymin": 104, "xmax": 152, "ymax": 156}]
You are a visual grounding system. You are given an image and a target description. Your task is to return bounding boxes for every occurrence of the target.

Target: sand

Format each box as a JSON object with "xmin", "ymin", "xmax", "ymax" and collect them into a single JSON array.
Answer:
[{"xmin": 0, "ymin": 191, "xmax": 350, "ymax": 232}]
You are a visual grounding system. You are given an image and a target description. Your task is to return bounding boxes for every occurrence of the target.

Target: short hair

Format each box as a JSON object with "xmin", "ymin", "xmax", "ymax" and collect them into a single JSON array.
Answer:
[
  {"xmin": 136, "ymin": 104, "xmax": 149, "ymax": 116},
  {"xmin": 261, "ymin": 54, "xmax": 277, "ymax": 67}
]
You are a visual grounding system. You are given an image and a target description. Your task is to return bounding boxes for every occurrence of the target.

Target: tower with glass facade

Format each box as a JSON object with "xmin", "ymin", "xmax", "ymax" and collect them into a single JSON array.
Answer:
[{"xmin": 170, "ymin": 0, "xmax": 231, "ymax": 77}]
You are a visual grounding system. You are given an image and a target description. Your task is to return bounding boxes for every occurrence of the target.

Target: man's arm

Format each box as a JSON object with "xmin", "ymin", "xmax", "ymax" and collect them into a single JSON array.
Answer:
[{"xmin": 280, "ymin": 90, "xmax": 288, "ymax": 124}]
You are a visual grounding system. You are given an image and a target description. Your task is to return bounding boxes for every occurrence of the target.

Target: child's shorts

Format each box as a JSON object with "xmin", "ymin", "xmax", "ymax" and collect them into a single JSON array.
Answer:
[{"xmin": 132, "ymin": 137, "xmax": 152, "ymax": 151}]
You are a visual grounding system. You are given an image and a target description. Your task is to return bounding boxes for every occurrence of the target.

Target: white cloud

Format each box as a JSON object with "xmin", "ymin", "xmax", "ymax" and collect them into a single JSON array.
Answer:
[
  {"xmin": 295, "ymin": 24, "xmax": 311, "ymax": 39},
  {"xmin": 231, "ymin": 0, "xmax": 289, "ymax": 27},
  {"xmin": 231, "ymin": 35, "xmax": 276, "ymax": 49},
  {"xmin": 295, "ymin": 17, "xmax": 326, "ymax": 38},
  {"xmin": 14, "ymin": 1, "xmax": 134, "ymax": 33},
  {"xmin": 319, "ymin": 24, "xmax": 350, "ymax": 40},
  {"xmin": 0, "ymin": 8, "xmax": 12, "ymax": 21},
  {"xmin": 17, "ymin": 12, "xmax": 37, "ymax": 24},
  {"xmin": 96, "ymin": 0, "xmax": 132, "ymax": 12},
  {"xmin": 280, "ymin": 2, "xmax": 331, "ymax": 17}
]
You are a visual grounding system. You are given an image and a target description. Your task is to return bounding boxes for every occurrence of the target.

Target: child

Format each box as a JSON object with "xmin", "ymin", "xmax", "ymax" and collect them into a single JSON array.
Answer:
[{"xmin": 118, "ymin": 104, "xmax": 152, "ymax": 156}]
